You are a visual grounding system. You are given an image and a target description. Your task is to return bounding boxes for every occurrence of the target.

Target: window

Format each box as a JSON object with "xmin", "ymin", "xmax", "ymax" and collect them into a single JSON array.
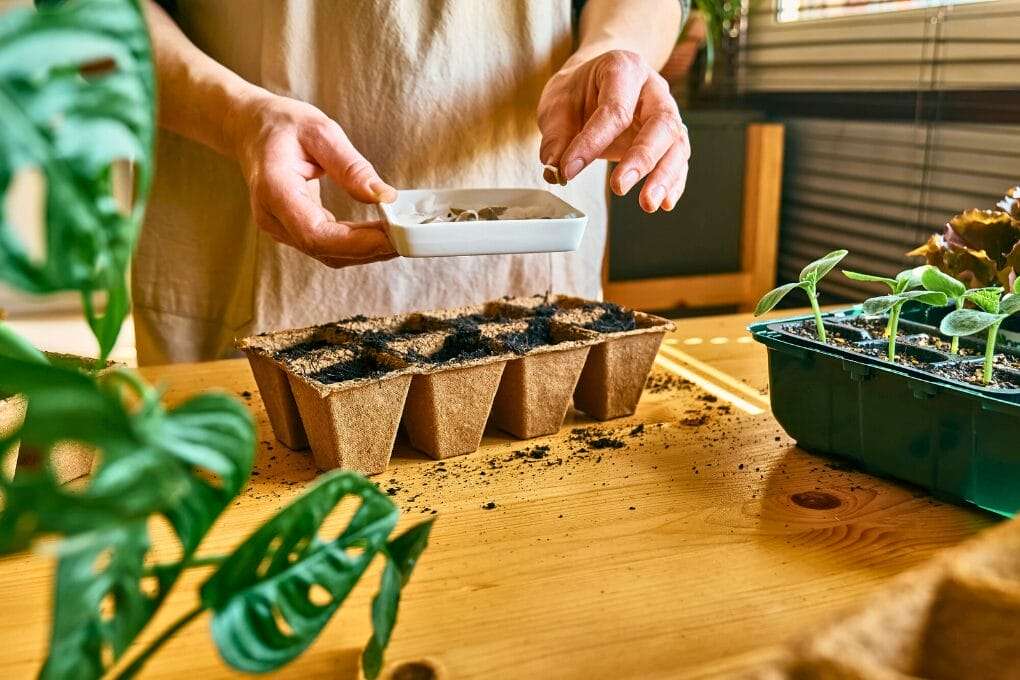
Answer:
[{"xmin": 776, "ymin": 0, "xmax": 991, "ymax": 23}]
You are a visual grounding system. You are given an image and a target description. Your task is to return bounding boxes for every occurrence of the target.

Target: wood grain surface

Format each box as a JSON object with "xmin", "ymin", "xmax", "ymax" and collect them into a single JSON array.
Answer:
[{"xmin": 0, "ymin": 311, "xmax": 996, "ymax": 679}]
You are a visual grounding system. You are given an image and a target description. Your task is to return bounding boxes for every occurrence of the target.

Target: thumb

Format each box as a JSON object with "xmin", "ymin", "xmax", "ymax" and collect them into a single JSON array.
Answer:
[{"xmin": 300, "ymin": 119, "xmax": 397, "ymax": 204}]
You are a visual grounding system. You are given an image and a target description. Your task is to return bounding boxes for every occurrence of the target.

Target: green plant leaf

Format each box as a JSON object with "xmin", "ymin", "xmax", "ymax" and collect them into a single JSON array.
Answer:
[
  {"xmin": 920, "ymin": 266, "xmax": 967, "ymax": 299},
  {"xmin": 0, "ymin": 0, "xmax": 154, "ymax": 359},
  {"xmin": 0, "ymin": 322, "xmax": 50, "ymax": 364},
  {"xmin": 862, "ymin": 290, "xmax": 947, "ymax": 317},
  {"xmin": 1000, "ymin": 292, "xmax": 1020, "ymax": 316},
  {"xmin": 753, "ymin": 281, "xmax": 804, "ymax": 316},
  {"xmin": 893, "ymin": 266, "xmax": 929, "ymax": 293},
  {"xmin": 0, "ymin": 357, "xmax": 254, "ymax": 677},
  {"xmin": 898, "ymin": 290, "xmax": 949, "ymax": 308},
  {"xmin": 964, "ymin": 286, "xmax": 1004, "ymax": 314},
  {"xmin": 861, "ymin": 294, "xmax": 899, "ymax": 316},
  {"xmin": 362, "ymin": 519, "xmax": 435, "ymax": 680},
  {"xmin": 842, "ymin": 270, "xmax": 897, "ymax": 290},
  {"xmin": 940, "ymin": 309, "xmax": 1004, "ymax": 337},
  {"xmin": 799, "ymin": 249, "xmax": 848, "ymax": 283},
  {"xmin": 202, "ymin": 471, "xmax": 402, "ymax": 673}
]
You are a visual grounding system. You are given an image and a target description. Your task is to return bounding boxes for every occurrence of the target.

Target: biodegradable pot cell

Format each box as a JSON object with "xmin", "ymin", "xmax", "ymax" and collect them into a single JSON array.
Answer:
[
  {"xmin": 403, "ymin": 362, "xmax": 506, "ymax": 458},
  {"xmin": 484, "ymin": 317, "xmax": 599, "ymax": 439},
  {"xmin": 0, "ymin": 394, "xmax": 26, "ymax": 481},
  {"xmin": 245, "ymin": 352, "xmax": 308, "ymax": 450},
  {"xmin": 2, "ymin": 354, "xmax": 114, "ymax": 485},
  {"xmin": 288, "ymin": 371, "xmax": 412, "ymax": 474},
  {"xmin": 573, "ymin": 328, "xmax": 666, "ymax": 421},
  {"xmin": 499, "ymin": 295, "xmax": 673, "ymax": 421}
]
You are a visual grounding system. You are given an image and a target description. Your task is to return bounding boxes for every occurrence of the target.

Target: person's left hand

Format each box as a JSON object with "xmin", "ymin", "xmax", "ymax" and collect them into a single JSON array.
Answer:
[{"xmin": 537, "ymin": 49, "xmax": 690, "ymax": 213}]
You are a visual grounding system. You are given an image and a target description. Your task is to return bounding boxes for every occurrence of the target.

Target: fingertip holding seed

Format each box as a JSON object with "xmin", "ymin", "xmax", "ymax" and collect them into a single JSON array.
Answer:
[{"xmin": 543, "ymin": 164, "xmax": 567, "ymax": 186}]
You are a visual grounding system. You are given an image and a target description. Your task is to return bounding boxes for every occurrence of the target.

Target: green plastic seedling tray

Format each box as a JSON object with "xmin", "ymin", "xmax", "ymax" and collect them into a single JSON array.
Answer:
[{"xmin": 750, "ymin": 307, "xmax": 1020, "ymax": 517}]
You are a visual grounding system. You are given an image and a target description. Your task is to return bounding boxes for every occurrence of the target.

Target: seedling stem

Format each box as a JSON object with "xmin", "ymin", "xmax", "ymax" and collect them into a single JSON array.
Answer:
[{"xmin": 808, "ymin": 287, "xmax": 826, "ymax": 343}]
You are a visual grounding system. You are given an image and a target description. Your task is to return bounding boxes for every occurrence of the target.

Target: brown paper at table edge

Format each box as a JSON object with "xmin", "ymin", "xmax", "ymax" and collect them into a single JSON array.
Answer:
[{"xmin": 731, "ymin": 518, "xmax": 1020, "ymax": 679}]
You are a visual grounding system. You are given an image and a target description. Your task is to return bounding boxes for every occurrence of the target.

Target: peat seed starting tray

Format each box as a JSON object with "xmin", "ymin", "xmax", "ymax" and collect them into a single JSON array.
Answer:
[
  {"xmin": 239, "ymin": 295, "xmax": 672, "ymax": 474},
  {"xmin": 751, "ymin": 306, "xmax": 1020, "ymax": 517}
]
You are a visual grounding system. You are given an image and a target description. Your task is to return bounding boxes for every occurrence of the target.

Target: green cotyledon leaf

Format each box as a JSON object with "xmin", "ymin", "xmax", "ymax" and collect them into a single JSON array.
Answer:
[
  {"xmin": 0, "ymin": 0, "xmax": 155, "ymax": 359},
  {"xmin": 862, "ymin": 290, "xmax": 948, "ymax": 316},
  {"xmin": 842, "ymin": 270, "xmax": 898, "ymax": 291},
  {"xmin": 940, "ymin": 309, "xmax": 1004, "ymax": 337},
  {"xmin": 202, "ymin": 471, "xmax": 401, "ymax": 674},
  {"xmin": 920, "ymin": 266, "xmax": 967, "ymax": 299},
  {"xmin": 362, "ymin": 519, "xmax": 435, "ymax": 680},
  {"xmin": 753, "ymin": 281, "xmax": 805, "ymax": 316},
  {"xmin": 799, "ymin": 249, "xmax": 848, "ymax": 283}
]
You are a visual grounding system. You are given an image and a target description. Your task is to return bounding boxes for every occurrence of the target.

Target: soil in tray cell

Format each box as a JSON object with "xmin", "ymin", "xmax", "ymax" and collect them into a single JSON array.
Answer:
[
  {"xmin": 904, "ymin": 333, "xmax": 982, "ymax": 357},
  {"xmin": 308, "ymin": 351, "xmax": 396, "ymax": 384},
  {"xmin": 786, "ymin": 320, "xmax": 868, "ymax": 347},
  {"xmin": 929, "ymin": 362, "xmax": 1020, "ymax": 390},
  {"xmin": 497, "ymin": 315, "xmax": 556, "ymax": 354},
  {"xmin": 856, "ymin": 342, "xmax": 947, "ymax": 369},
  {"xmin": 837, "ymin": 316, "xmax": 891, "ymax": 338}
]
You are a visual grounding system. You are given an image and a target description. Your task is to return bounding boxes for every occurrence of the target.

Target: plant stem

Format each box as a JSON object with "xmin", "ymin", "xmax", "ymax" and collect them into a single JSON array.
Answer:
[
  {"xmin": 984, "ymin": 321, "xmax": 1001, "ymax": 386},
  {"xmin": 887, "ymin": 305, "xmax": 902, "ymax": 361},
  {"xmin": 809, "ymin": 289, "xmax": 826, "ymax": 343},
  {"xmin": 111, "ymin": 605, "xmax": 204, "ymax": 680},
  {"xmin": 950, "ymin": 298, "xmax": 963, "ymax": 354}
]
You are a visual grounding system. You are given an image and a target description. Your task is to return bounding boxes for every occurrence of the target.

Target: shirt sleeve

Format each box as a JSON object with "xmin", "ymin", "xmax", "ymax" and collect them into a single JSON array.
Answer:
[{"xmin": 573, "ymin": 0, "xmax": 690, "ymax": 27}]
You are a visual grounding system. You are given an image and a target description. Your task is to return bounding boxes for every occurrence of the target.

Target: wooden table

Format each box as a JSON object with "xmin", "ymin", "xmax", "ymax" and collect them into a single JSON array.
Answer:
[{"xmin": 0, "ymin": 311, "xmax": 997, "ymax": 679}]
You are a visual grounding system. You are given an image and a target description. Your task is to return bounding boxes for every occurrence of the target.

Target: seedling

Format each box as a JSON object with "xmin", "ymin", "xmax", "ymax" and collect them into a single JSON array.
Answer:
[
  {"xmin": 920, "ymin": 267, "xmax": 1003, "ymax": 354},
  {"xmin": 843, "ymin": 265, "xmax": 928, "ymax": 296},
  {"xmin": 754, "ymin": 250, "xmax": 848, "ymax": 342},
  {"xmin": 940, "ymin": 287, "xmax": 1020, "ymax": 385},
  {"xmin": 861, "ymin": 290, "xmax": 949, "ymax": 361}
]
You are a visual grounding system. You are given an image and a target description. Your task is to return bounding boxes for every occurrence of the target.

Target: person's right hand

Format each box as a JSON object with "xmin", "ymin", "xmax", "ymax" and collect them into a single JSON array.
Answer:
[{"xmin": 227, "ymin": 93, "xmax": 398, "ymax": 267}]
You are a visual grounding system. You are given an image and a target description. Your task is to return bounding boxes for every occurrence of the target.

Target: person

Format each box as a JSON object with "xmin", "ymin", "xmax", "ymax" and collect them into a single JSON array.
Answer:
[{"xmin": 137, "ymin": 0, "xmax": 690, "ymax": 364}]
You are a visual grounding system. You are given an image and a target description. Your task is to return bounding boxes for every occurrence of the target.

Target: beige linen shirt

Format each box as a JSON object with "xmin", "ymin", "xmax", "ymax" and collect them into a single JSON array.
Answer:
[{"xmin": 134, "ymin": 0, "xmax": 608, "ymax": 365}]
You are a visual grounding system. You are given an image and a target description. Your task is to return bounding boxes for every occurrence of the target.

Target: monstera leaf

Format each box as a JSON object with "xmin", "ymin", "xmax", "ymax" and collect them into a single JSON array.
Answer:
[
  {"xmin": 362, "ymin": 520, "xmax": 434, "ymax": 679},
  {"xmin": 202, "ymin": 472, "xmax": 415, "ymax": 676},
  {"xmin": 0, "ymin": 0, "xmax": 154, "ymax": 359},
  {"xmin": 0, "ymin": 356, "xmax": 255, "ymax": 678}
]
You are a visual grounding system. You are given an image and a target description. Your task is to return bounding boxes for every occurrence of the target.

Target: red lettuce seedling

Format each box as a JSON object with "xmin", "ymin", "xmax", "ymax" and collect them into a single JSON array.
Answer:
[
  {"xmin": 940, "ymin": 288, "xmax": 1020, "ymax": 385},
  {"xmin": 862, "ymin": 290, "xmax": 949, "ymax": 361},
  {"xmin": 920, "ymin": 267, "xmax": 1003, "ymax": 354},
  {"xmin": 754, "ymin": 250, "xmax": 848, "ymax": 342}
]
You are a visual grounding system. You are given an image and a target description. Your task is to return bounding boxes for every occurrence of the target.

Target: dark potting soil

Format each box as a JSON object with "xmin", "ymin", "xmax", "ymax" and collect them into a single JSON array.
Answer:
[
  {"xmin": 856, "ymin": 344, "xmax": 940, "ymax": 369},
  {"xmin": 838, "ymin": 316, "xmax": 891, "ymax": 337},
  {"xmin": 498, "ymin": 316, "xmax": 555, "ymax": 354},
  {"xmin": 274, "ymin": 339, "xmax": 332, "ymax": 363},
  {"xmin": 904, "ymin": 334, "xmax": 980, "ymax": 357},
  {"xmin": 582, "ymin": 304, "xmax": 637, "ymax": 333},
  {"xmin": 308, "ymin": 352, "xmax": 395, "ymax": 384},
  {"xmin": 929, "ymin": 361, "xmax": 1020, "ymax": 390},
  {"xmin": 995, "ymin": 352, "xmax": 1020, "ymax": 371},
  {"xmin": 786, "ymin": 320, "xmax": 863, "ymax": 348},
  {"xmin": 408, "ymin": 324, "xmax": 500, "ymax": 365}
]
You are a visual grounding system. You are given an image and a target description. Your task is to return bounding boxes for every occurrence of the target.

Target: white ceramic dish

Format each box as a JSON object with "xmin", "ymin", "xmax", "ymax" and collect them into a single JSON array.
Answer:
[{"xmin": 376, "ymin": 188, "xmax": 588, "ymax": 258}]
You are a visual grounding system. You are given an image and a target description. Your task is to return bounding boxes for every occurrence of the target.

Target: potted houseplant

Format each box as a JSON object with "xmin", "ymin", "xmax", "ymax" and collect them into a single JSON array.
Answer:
[
  {"xmin": 0, "ymin": 1, "xmax": 432, "ymax": 678},
  {"xmin": 750, "ymin": 229, "xmax": 1020, "ymax": 516}
]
